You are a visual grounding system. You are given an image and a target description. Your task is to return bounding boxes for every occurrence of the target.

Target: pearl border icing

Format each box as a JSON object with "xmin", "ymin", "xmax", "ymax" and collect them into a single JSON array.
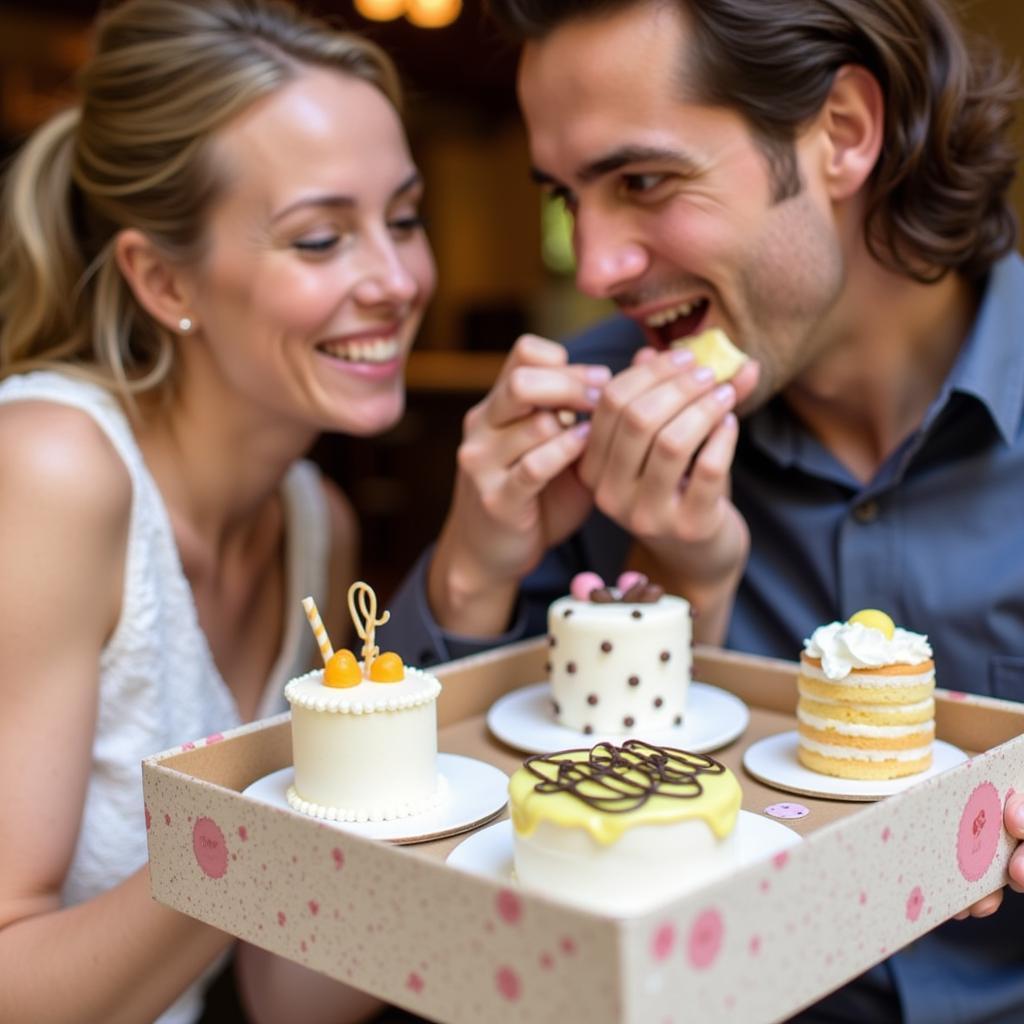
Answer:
[
  {"xmin": 285, "ymin": 774, "xmax": 449, "ymax": 823},
  {"xmin": 284, "ymin": 666, "xmax": 441, "ymax": 714}
]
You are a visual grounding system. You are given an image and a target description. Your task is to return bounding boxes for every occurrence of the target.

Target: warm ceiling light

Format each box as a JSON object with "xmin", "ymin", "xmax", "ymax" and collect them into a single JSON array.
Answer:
[
  {"xmin": 354, "ymin": 0, "xmax": 407, "ymax": 21},
  {"xmin": 406, "ymin": 0, "xmax": 461, "ymax": 29}
]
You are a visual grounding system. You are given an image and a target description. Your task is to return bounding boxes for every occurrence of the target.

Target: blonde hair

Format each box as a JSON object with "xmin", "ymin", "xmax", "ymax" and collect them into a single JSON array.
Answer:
[{"xmin": 0, "ymin": 0, "xmax": 401, "ymax": 398}]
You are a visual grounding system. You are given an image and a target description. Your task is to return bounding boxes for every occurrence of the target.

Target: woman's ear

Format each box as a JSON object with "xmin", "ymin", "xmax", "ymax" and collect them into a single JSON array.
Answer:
[
  {"xmin": 113, "ymin": 229, "xmax": 196, "ymax": 334},
  {"xmin": 818, "ymin": 64, "xmax": 884, "ymax": 202}
]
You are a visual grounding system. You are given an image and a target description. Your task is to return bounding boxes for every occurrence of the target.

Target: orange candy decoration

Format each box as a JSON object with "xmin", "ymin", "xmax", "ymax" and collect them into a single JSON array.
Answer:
[
  {"xmin": 369, "ymin": 651, "xmax": 405, "ymax": 683},
  {"xmin": 323, "ymin": 649, "xmax": 362, "ymax": 688}
]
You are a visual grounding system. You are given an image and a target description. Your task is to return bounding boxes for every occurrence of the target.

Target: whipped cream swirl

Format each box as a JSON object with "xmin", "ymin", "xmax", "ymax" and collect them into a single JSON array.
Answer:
[{"xmin": 803, "ymin": 620, "xmax": 932, "ymax": 680}]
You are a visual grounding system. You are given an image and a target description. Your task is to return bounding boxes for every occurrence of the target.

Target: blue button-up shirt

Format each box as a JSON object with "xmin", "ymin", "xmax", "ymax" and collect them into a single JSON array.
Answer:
[{"xmin": 388, "ymin": 251, "xmax": 1024, "ymax": 1023}]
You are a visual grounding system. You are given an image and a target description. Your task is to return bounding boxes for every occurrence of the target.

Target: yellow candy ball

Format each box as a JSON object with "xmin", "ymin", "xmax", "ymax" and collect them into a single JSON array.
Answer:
[
  {"xmin": 324, "ymin": 649, "xmax": 362, "ymax": 688},
  {"xmin": 369, "ymin": 651, "xmax": 405, "ymax": 683},
  {"xmin": 848, "ymin": 609, "xmax": 895, "ymax": 640}
]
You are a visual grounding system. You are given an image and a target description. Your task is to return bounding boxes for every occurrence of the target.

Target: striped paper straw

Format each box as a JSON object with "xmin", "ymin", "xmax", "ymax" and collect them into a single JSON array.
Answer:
[{"xmin": 301, "ymin": 596, "xmax": 334, "ymax": 665}]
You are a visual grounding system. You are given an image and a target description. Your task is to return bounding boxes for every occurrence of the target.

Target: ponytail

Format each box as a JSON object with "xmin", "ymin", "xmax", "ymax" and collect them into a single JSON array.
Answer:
[{"xmin": 0, "ymin": 108, "xmax": 91, "ymax": 377}]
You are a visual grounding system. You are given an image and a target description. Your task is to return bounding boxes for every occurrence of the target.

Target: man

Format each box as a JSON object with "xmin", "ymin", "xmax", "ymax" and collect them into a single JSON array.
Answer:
[{"xmin": 389, "ymin": 2, "xmax": 1024, "ymax": 1019}]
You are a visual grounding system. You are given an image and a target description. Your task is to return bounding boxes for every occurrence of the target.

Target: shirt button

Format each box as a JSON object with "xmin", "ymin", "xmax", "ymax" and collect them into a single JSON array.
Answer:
[{"xmin": 853, "ymin": 500, "xmax": 879, "ymax": 523}]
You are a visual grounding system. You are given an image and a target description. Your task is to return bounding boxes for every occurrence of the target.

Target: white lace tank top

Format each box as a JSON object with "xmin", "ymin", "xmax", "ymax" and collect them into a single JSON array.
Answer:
[{"xmin": 0, "ymin": 371, "xmax": 329, "ymax": 1023}]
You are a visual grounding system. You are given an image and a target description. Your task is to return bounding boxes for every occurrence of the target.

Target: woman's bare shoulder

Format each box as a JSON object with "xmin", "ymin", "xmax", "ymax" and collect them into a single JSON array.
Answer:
[{"xmin": 0, "ymin": 399, "xmax": 132, "ymax": 515}]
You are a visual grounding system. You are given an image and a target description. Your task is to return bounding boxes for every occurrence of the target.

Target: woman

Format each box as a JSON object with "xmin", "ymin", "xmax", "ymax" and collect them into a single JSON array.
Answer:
[{"xmin": 0, "ymin": 1, "xmax": 434, "ymax": 1022}]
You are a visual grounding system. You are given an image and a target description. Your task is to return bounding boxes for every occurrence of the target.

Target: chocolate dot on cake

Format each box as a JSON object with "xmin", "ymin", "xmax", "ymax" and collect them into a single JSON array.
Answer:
[
  {"xmin": 548, "ymin": 635, "xmax": 557, "ymax": 647},
  {"xmin": 545, "ymin": 661, "xmax": 552, "ymax": 674},
  {"xmin": 566, "ymin": 661, "xmax": 577, "ymax": 674},
  {"xmin": 653, "ymin": 697, "xmax": 664, "ymax": 708},
  {"xmin": 552, "ymin": 700, "xmax": 560, "ymax": 715},
  {"xmin": 659, "ymin": 650, "xmax": 671, "ymax": 662},
  {"xmin": 623, "ymin": 716, "xmax": 635, "ymax": 727},
  {"xmin": 563, "ymin": 609, "xmax": 574, "ymax": 618},
  {"xmin": 600, "ymin": 640, "xmax": 613, "ymax": 653},
  {"xmin": 628, "ymin": 675, "xmax": 640, "ymax": 687},
  {"xmin": 631, "ymin": 610, "xmax": 642, "ymax": 619},
  {"xmin": 583, "ymin": 724, "xmax": 593, "ymax": 735},
  {"xmin": 586, "ymin": 694, "xmax": 599, "ymax": 706},
  {"xmin": 673, "ymin": 714, "xmax": 683, "ymax": 726}
]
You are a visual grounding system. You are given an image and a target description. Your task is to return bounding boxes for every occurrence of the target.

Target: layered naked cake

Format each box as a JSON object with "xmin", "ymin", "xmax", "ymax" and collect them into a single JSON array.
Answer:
[
  {"xmin": 509, "ymin": 741, "xmax": 741, "ymax": 914},
  {"xmin": 547, "ymin": 572, "xmax": 692, "ymax": 735},
  {"xmin": 797, "ymin": 609, "xmax": 935, "ymax": 780},
  {"xmin": 285, "ymin": 584, "xmax": 444, "ymax": 822}
]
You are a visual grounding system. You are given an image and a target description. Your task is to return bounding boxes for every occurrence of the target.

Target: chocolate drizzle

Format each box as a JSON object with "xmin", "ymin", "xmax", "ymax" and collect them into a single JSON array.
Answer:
[{"xmin": 523, "ymin": 741, "xmax": 727, "ymax": 813}]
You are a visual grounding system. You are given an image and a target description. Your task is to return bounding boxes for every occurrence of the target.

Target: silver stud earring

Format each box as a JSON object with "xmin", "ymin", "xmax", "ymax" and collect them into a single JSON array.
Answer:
[{"xmin": 178, "ymin": 316, "xmax": 193, "ymax": 333}]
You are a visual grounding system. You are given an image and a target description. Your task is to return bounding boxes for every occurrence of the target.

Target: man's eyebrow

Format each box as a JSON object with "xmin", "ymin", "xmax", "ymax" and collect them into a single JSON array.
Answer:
[
  {"xmin": 271, "ymin": 170, "xmax": 423, "ymax": 222},
  {"xmin": 531, "ymin": 146, "xmax": 700, "ymax": 189}
]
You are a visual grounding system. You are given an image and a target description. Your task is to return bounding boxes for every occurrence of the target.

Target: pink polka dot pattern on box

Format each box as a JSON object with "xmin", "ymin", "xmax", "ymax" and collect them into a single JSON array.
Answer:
[
  {"xmin": 651, "ymin": 923, "xmax": 676, "ymax": 962},
  {"xmin": 688, "ymin": 908, "xmax": 723, "ymax": 969},
  {"xmin": 957, "ymin": 781, "xmax": 1002, "ymax": 881},
  {"xmin": 495, "ymin": 965, "xmax": 521, "ymax": 1001},
  {"xmin": 905, "ymin": 886, "xmax": 924, "ymax": 922},
  {"xmin": 192, "ymin": 817, "xmax": 228, "ymax": 879},
  {"xmin": 496, "ymin": 889, "xmax": 522, "ymax": 924}
]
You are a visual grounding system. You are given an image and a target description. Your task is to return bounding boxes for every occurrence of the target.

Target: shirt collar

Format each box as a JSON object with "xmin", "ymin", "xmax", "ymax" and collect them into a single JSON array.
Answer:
[
  {"xmin": 747, "ymin": 250, "xmax": 1024, "ymax": 464},
  {"xmin": 938, "ymin": 250, "xmax": 1024, "ymax": 447}
]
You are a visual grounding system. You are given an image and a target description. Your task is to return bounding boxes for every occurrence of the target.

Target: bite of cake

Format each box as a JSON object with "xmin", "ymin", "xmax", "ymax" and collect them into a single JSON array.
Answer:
[
  {"xmin": 509, "ymin": 740, "xmax": 742, "ymax": 913},
  {"xmin": 670, "ymin": 327, "xmax": 749, "ymax": 383},
  {"xmin": 547, "ymin": 572, "xmax": 692, "ymax": 736},
  {"xmin": 285, "ymin": 583, "xmax": 444, "ymax": 822},
  {"xmin": 796, "ymin": 609, "xmax": 935, "ymax": 780}
]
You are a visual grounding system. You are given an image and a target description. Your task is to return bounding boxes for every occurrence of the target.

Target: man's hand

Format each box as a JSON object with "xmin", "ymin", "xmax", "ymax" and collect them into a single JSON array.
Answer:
[
  {"xmin": 428, "ymin": 334, "xmax": 609, "ymax": 636},
  {"xmin": 579, "ymin": 345, "xmax": 760, "ymax": 641},
  {"xmin": 953, "ymin": 790, "xmax": 1024, "ymax": 920}
]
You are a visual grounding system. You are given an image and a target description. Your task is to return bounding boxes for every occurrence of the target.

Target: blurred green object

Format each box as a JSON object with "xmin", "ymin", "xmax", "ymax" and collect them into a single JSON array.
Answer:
[{"xmin": 541, "ymin": 194, "xmax": 576, "ymax": 275}]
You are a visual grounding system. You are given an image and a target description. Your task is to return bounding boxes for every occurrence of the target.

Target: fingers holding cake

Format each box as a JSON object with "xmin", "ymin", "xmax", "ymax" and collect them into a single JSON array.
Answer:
[
  {"xmin": 473, "ymin": 332, "xmax": 609, "ymax": 430},
  {"xmin": 428, "ymin": 336, "xmax": 609, "ymax": 635},
  {"xmin": 581, "ymin": 339, "xmax": 758, "ymax": 501}
]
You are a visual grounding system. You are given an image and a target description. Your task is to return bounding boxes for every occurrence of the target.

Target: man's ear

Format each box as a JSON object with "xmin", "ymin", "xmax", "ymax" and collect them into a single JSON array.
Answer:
[
  {"xmin": 818, "ymin": 64, "xmax": 884, "ymax": 202},
  {"xmin": 113, "ymin": 228, "xmax": 196, "ymax": 333}
]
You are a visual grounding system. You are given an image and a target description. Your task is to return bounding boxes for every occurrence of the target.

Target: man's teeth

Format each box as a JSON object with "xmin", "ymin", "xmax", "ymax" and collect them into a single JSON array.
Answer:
[
  {"xmin": 645, "ymin": 300, "xmax": 701, "ymax": 328},
  {"xmin": 321, "ymin": 338, "xmax": 400, "ymax": 363}
]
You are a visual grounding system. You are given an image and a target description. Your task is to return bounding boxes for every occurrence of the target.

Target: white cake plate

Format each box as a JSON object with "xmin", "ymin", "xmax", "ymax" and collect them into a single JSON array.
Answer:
[
  {"xmin": 742, "ymin": 731, "xmax": 969, "ymax": 802},
  {"xmin": 486, "ymin": 680, "xmax": 749, "ymax": 755},
  {"xmin": 446, "ymin": 812, "xmax": 801, "ymax": 915},
  {"xmin": 242, "ymin": 753, "xmax": 508, "ymax": 845}
]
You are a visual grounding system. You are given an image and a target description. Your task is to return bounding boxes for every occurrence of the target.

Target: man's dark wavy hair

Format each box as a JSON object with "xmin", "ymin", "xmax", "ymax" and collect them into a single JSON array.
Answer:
[{"xmin": 489, "ymin": 0, "xmax": 1019, "ymax": 283}]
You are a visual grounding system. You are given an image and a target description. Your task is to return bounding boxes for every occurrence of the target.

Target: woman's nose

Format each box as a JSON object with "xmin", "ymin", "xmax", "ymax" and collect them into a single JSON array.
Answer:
[{"xmin": 353, "ymin": 234, "xmax": 421, "ymax": 306}]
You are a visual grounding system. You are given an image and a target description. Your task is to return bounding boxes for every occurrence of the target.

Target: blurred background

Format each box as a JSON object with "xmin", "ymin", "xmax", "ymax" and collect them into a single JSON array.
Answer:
[{"xmin": 1, "ymin": 0, "xmax": 1021, "ymax": 596}]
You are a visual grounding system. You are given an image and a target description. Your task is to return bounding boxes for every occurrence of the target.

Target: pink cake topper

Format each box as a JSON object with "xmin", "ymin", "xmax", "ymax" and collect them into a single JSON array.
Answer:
[{"xmin": 568, "ymin": 571, "xmax": 663, "ymax": 603}]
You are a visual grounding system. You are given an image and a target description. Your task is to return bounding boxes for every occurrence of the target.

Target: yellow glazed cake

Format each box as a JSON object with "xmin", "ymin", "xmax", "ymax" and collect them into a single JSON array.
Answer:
[
  {"xmin": 509, "ymin": 741, "xmax": 741, "ymax": 914},
  {"xmin": 797, "ymin": 609, "xmax": 935, "ymax": 780},
  {"xmin": 547, "ymin": 572, "xmax": 692, "ymax": 735},
  {"xmin": 285, "ymin": 584, "xmax": 444, "ymax": 822}
]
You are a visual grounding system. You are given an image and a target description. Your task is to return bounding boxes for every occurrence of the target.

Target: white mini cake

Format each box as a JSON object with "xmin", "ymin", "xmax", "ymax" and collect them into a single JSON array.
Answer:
[
  {"xmin": 547, "ymin": 572, "xmax": 692, "ymax": 735},
  {"xmin": 509, "ymin": 741, "xmax": 742, "ymax": 914},
  {"xmin": 285, "ymin": 666, "xmax": 443, "ymax": 822},
  {"xmin": 286, "ymin": 583, "xmax": 445, "ymax": 822}
]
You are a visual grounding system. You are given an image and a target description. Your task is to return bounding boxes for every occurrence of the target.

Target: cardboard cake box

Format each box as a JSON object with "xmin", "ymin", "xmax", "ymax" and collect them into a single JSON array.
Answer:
[{"xmin": 143, "ymin": 640, "xmax": 1024, "ymax": 1024}]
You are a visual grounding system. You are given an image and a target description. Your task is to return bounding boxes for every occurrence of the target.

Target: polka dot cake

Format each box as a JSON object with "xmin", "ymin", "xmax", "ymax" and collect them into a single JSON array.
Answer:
[{"xmin": 547, "ymin": 572, "xmax": 692, "ymax": 736}]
